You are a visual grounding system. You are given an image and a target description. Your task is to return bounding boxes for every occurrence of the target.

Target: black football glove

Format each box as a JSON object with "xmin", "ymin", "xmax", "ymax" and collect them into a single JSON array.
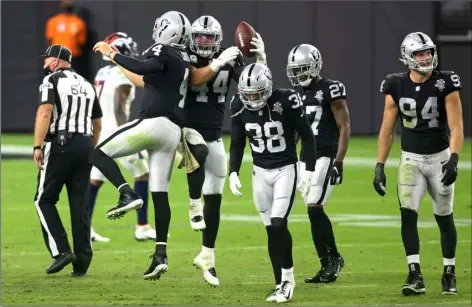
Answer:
[
  {"xmin": 329, "ymin": 161, "xmax": 343, "ymax": 185},
  {"xmin": 441, "ymin": 153, "xmax": 458, "ymax": 186},
  {"xmin": 373, "ymin": 162, "xmax": 387, "ymax": 196}
]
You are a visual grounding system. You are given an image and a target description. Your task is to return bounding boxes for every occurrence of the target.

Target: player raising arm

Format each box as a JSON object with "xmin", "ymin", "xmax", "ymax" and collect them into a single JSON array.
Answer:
[
  {"xmin": 228, "ymin": 63, "xmax": 316, "ymax": 303},
  {"xmin": 374, "ymin": 32, "xmax": 463, "ymax": 296}
]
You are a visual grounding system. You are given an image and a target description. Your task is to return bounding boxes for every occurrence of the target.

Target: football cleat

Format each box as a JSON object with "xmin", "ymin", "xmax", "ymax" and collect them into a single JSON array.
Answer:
[
  {"xmin": 441, "ymin": 273, "xmax": 457, "ymax": 295},
  {"xmin": 106, "ymin": 191, "xmax": 143, "ymax": 220},
  {"xmin": 305, "ymin": 256, "xmax": 344, "ymax": 283},
  {"xmin": 193, "ymin": 252, "xmax": 219, "ymax": 287},
  {"xmin": 189, "ymin": 201, "xmax": 206, "ymax": 231},
  {"xmin": 135, "ymin": 224, "xmax": 156, "ymax": 241},
  {"xmin": 276, "ymin": 280, "xmax": 295, "ymax": 303},
  {"xmin": 91, "ymin": 227, "xmax": 110, "ymax": 243},
  {"xmin": 143, "ymin": 253, "xmax": 168, "ymax": 281},
  {"xmin": 265, "ymin": 286, "xmax": 281, "ymax": 303},
  {"xmin": 402, "ymin": 271, "xmax": 426, "ymax": 296}
]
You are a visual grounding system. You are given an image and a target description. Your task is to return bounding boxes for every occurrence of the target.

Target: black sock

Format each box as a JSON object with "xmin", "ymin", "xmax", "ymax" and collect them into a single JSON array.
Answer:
[
  {"xmin": 434, "ymin": 213, "xmax": 457, "ymax": 260},
  {"xmin": 134, "ymin": 181, "xmax": 149, "ymax": 225},
  {"xmin": 271, "ymin": 223, "xmax": 294, "ymax": 269},
  {"xmin": 187, "ymin": 168, "xmax": 205, "ymax": 200},
  {"xmin": 307, "ymin": 207, "xmax": 330, "ymax": 261},
  {"xmin": 152, "ymin": 192, "xmax": 171, "ymax": 244},
  {"xmin": 202, "ymin": 194, "xmax": 222, "ymax": 248},
  {"xmin": 91, "ymin": 149, "xmax": 128, "ymax": 190},
  {"xmin": 401, "ymin": 208, "xmax": 420, "ymax": 257},
  {"xmin": 266, "ymin": 226, "xmax": 282, "ymax": 285},
  {"xmin": 187, "ymin": 143, "xmax": 209, "ymax": 200}
]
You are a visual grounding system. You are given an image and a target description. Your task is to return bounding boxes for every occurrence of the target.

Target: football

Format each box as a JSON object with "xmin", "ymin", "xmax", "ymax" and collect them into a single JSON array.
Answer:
[{"xmin": 235, "ymin": 21, "xmax": 256, "ymax": 57}]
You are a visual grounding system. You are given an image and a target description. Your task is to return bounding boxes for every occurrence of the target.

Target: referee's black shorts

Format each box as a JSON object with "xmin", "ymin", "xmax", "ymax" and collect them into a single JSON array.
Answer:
[{"xmin": 33, "ymin": 133, "xmax": 93, "ymax": 273}]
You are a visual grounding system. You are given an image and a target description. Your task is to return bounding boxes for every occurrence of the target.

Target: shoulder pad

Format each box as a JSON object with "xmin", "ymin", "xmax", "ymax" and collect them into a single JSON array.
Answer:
[
  {"xmin": 273, "ymin": 88, "xmax": 303, "ymax": 109},
  {"xmin": 380, "ymin": 72, "xmax": 404, "ymax": 95},
  {"xmin": 142, "ymin": 43, "xmax": 167, "ymax": 58}
]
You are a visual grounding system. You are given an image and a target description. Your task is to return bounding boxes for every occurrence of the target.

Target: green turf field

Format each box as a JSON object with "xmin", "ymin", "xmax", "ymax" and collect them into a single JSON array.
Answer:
[{"xmin": 1, "ymin": 134, "xmax": 471, "ymax": 306}]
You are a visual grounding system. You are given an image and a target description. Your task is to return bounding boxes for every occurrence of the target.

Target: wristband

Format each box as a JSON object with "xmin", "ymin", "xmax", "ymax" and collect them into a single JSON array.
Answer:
[{"xmin": 33, "ymin": 146, "xmax": 41, "ymax": 151}]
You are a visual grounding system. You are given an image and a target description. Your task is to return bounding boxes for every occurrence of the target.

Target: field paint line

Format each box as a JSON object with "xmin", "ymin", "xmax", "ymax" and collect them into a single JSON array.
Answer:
[
  {"xmin": 2, "ymin": 144, "xmax": 471, "ymax": 170},
  {"xmin": 239, "ymin": 281, "xmax": 379, "ymax": 288},
  {"xmin": 3, "ymin": 239, "xmax": 470, "ymax": 257}
]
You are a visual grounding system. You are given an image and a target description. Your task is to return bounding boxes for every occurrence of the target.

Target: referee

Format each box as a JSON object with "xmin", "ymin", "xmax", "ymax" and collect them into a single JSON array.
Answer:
[{"xmin": 33, "ymin": 45, "xmax": 102, "ymax": 276}]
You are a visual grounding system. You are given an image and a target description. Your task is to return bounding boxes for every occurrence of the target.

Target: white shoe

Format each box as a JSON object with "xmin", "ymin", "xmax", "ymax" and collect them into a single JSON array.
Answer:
[
  {"xmin": 189, "ymin": 201, "xmax": 206, "ymax": 231},
  {"xmin": 135, "ymin": 224, "xmax": 156, "ymax": 241},
  {"xmin": 276, "ymin": 280, "xmax": 295, "ymax": 303},
  {"xmin": 193, "ymin": 252, "xmax": 219, "ymax": 287},
  {"xmin": 91, "ymin": 227, "xmax": 110, "ymax": 243},
  {"xmin": 266, "ymin": 285, "xmax": 281, "ymax": 303}
]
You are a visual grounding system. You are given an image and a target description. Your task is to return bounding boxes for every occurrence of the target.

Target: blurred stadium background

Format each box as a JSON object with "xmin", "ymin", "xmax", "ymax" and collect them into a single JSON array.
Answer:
[{"xmin": 1, "ymin": 1, "xmax": 471, "ymax": 306}]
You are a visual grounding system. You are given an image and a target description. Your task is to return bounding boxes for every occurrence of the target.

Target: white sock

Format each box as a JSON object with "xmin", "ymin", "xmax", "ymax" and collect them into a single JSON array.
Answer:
[
  {"xmin": 276, "ymin": 283, "xmax": 281, "ymax": 290},
  {"xmin": 190, "ymin": 198, "xmax": 203, "ymax": 207},
  {"xmin": 407, "ymin": 254, "xmax": 420, "ymax": 264},
  {"xmin": 156, "ymin": 242, "xmax": 167, "ymax": 246},
  {"xmin": 443, "ymin": 257, "xmax": 455, "ymax": 266},
  {"xmin": 201, "ymin": 246, "xmax": 214, "ymax": 256},
  {"xmin": 281, "ymin": 267, "xmax": 295, "ymax": 283}
]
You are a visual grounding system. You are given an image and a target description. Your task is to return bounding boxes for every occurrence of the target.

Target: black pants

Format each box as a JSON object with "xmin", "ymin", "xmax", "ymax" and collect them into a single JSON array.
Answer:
[{"xmin": 33, "ymin": 134, "xmax": 93, "ymax": 273}]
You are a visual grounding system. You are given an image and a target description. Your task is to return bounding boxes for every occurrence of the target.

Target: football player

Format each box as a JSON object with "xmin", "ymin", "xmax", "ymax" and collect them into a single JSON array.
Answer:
[
  {"xmin": 92, "ymin": 10, "xmax": 239, "ymax": 280},
  {"xmin": 182, "ymin": 15, "xmax": 267, "ymax": 287},
  {"xmin": 87, "ymin": 32, "xmax": 155, "ymax": 243},
  {"xmin": 286, "ymin": 44, "xmax": 351, "ymax": 283},
  {"xmin": 374, "ymin": 32, "xmax": 463, "ymax": 296},
  {"xmin": 229, "ymin": 63, "xmax": 317, "ymax": 303}
]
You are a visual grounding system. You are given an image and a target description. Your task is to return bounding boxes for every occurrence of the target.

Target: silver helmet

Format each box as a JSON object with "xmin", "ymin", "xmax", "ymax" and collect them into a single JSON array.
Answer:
[
  {"xmin": 152, "ymin": 11, "xmax": 191, "ymax": 49},
  {"xmin": 286, "ymin": 44, "xmax": 322, "ymax": 87},
  {"xmin": 190, "ymin": 15, "xmax": 223, "ymax": 58},
  {"xmin": 400, "ymin": 32, "xmax": 438, "ymax": 73},
  {"xmin": 238, "ymin": 63, "xmax": 273, "ymax": 111}
]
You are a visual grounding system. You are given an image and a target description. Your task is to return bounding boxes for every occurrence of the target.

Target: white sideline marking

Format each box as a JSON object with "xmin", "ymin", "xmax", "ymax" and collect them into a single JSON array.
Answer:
[
  {"xmin": 2, "ymin": 239, "xmax": 470, "ymax": 257},
  {"xmin": 2, "ymin": 145, "xmax": 471, "ymax": 169}
]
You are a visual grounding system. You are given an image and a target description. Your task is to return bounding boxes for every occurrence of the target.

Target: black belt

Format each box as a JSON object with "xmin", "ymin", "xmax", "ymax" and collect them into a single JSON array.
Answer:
[{"xmin": 46, "ymin": 131, "xmax": 91, "ymax": 144}]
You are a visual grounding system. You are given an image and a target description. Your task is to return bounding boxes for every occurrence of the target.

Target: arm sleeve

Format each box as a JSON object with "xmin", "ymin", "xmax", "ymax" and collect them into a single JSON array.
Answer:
[
  {"xmin": 91, "ymin": 94, "xmax": 103, "ymax": 119},
  {"xmin": 231, "ymin": 54, "xmax": 246, "ymax": 81},
  {"xmin": 113, "ymin": 53, "xmax": 165, "ymax": 75},
  {"xmin": 38, "ymin": 75, "xmax": 56, "ymax": 105},
  {"xmin": 294, "ymin": 111, "xmax": 317, "ymax": 171},
  {"xmin": 229, "ymin": 95, "xmax": 246, "ymax": 174}
]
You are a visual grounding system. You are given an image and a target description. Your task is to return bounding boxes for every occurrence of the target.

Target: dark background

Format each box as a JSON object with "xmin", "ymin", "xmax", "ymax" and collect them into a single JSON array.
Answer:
[{"xmin": 1, "ymin": 1, "xmax": 471, "ymax": 136}]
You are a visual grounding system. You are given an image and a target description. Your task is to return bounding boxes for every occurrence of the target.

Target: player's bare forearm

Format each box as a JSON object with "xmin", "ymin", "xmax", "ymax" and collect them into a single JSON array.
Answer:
[
  {"xmin": 34, "ymin": 104, "xmax": 53, "ymax": 147},
  {"xmin": 92, "ymin": 119, "xmax": 102, "ymax": 147},
  {"xmin": 331, "ymin": 99, "xmax": 351, "ymax": 162},
  {"xmin": 445, "ymin": 91, "xmax": 464, "ymax": 155},
  {"xmin": 189, "ymin": 65, "xmax": 218, "ymax": 86},
  {"xmin": 118, "ymin": 66, "xmax": 144, "ymax": 88},
  {"xmin": 377, "ymin": 95, "xmax": 399, "ymax": 163}
]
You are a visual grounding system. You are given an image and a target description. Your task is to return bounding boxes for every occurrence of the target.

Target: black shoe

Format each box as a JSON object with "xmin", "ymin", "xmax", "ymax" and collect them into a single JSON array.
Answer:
[
  {"xmin": 46, "ymin": 252, "xmax": 76, "ymax": 274},
  {"xmin": 441, "ymin": 273, "xmax": 457, "ymax": 295},
  {"xmin": 71, "ymin": 271, "xmax": 86, "ymax": 277},
  {"xmin": 330, "ymin": 255, "xmax": 345, "ymax": 277},
  {"xmin": 143, "ymin": 253, "xmax": 168, "ymax": 280},
  {"xmin": 402, "ymin": 271, "xmax": 426, "ymax": 296},
  {"xmin": 106, "ymin": 191, "xmax": 143, "ymax": 220}
]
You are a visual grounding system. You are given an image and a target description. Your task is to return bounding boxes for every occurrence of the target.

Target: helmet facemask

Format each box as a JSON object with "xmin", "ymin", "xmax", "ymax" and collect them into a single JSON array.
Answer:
[
  {"xmin": 400, "ymin": 40, "xmax": 438, "ymax": 74},
  {"xmin": 238, "ymin": 84, "xmax": 272, "ymax": 111},
  {"xmin": 287, "ymin": 60, "xmax": 321, "ymax": 87},
  {"xmin": 190, "ymin": 32, "xmax": 221, "ymax": 58}
]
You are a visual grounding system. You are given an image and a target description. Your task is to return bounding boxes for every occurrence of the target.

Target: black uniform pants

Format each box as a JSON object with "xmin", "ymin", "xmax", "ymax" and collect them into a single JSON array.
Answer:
[{"xmin": 33, "ymin": 134, "xmax": 93, "ymax": 273}]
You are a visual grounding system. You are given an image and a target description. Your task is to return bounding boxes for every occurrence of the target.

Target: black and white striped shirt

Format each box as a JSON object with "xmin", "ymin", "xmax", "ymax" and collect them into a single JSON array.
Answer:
[{"xmin": 39, "ymin": 68, "xmax": 102, "ymax": 137}]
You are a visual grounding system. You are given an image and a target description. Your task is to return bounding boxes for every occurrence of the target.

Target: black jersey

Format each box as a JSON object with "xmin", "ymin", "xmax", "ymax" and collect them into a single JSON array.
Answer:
[
  {"xmin": 184, "ymin": 47, "xmax": 245, "ymax": 141},
  {"xmin": 295, "ymin": 78, "xmax": 346, "ymax": 160},
  {"xmin": 139, "ymin": 43, "xmax": 192, "ymax": 126},
  {"xmin": 381, "ymin": 70, "xmax": 463, "ymax": 154},
  {"xmin": 229, "ymin": 88, "xmax": 316, "ymax": 172}
]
